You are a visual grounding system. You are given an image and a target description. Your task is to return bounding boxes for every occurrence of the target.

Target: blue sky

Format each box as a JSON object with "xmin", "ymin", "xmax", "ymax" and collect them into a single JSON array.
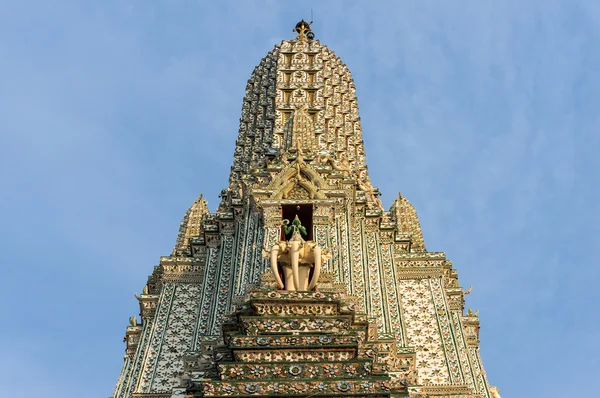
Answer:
[{"xmin": 1, "ymin": 1, "xmax": 599, "ymax": 397}]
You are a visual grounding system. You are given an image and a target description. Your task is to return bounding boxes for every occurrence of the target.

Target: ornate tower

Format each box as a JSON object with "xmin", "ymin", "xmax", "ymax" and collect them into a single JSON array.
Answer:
[{"xmin": 112, "ymin": 21, "xmax": 500, "ymax": 398}]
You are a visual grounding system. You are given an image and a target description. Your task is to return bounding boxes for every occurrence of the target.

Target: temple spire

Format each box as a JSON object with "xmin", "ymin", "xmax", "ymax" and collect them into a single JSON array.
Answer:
[{"xmin": 111, "ymin": 21, "xmax": 499, "ymax": 398}]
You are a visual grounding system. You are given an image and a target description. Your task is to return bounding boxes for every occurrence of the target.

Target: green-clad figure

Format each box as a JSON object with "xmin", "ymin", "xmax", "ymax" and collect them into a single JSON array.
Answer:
[{"xmin": 282, "ymin": 214, "xmax": 307, "ymax": 241}]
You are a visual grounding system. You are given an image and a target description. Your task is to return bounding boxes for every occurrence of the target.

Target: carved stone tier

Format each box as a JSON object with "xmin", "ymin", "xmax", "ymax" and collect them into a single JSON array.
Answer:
[{"xmin": 183, "ymin": 280, "xmax": 412, "ymax": 397}]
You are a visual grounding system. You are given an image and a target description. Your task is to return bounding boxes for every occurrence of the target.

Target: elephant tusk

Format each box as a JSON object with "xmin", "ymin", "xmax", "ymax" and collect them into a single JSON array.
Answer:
[
  {"xmin": 307, "ymin": 245, "xmax": 321, "ymax": 290},
  {"xmin": 290, "ymin": 241, "xmax": 301, "ymax": 291},
  {"xmin": 270, "ymin": 245, "xmax": 284, "ymax": 289}
]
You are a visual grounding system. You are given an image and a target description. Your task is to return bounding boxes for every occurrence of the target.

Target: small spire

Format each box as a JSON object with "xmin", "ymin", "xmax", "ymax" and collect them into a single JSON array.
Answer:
[{"xmin": 293, "ymin": 19, "xmax": 314, "ymax": 41}]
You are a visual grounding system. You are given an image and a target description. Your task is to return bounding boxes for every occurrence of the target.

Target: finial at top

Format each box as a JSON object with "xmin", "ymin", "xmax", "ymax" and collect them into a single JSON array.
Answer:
[{"xmin": 294, "ymin": 19, "xmax": 314, "ymax": 41}]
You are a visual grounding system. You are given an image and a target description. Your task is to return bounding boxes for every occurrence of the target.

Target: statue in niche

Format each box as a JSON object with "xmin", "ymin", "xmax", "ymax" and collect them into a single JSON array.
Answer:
[
  {"xmin": 263, "ymin": 213, "xmax": 330, "ymax": 291},
  {"xmin": 283, "ymin": 214, "xmax": 307, "ymax": 240}
]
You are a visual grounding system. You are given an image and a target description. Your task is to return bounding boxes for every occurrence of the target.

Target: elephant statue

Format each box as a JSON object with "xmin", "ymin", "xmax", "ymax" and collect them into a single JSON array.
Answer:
[{"xmin": 263, "ymin": 239, "xmax": 331, "ymax": 291}]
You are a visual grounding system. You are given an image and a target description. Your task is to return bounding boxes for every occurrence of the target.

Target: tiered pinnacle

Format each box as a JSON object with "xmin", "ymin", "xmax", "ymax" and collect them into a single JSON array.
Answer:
[
  {"xmin": 112, "ymin": 22, "xmax": 500, "ymax": 398},
  {"xmin": 228, "ymin": 27, "xmax": 374, "ymax": 194}
]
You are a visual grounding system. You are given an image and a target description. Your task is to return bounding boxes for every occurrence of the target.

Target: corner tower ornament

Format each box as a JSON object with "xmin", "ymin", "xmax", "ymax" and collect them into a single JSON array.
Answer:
[{"xmin": 111, "ymin": 21, "xmax": 501, "ymax": 398}]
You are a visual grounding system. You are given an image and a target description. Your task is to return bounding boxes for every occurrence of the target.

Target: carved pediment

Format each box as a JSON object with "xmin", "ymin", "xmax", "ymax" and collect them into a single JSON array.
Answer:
[
  {"xmin": 266, "ymin": 160, "xmax": 328, "ymax": 200},
  {"xmin": 287, "ymin": 184, "xmax": 311, "ymax": 200}
]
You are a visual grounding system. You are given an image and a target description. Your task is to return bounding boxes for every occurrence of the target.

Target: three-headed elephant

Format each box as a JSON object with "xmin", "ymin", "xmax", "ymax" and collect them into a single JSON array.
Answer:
[{"xmin": 264, "ymin": 240, "xmax": 330, "ymax": 291}]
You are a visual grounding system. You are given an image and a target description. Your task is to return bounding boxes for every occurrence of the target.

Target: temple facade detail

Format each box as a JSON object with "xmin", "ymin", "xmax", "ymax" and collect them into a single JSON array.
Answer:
[{"xmin": 111, "ymin": 21, "xmax": 499, "ymax": 398}]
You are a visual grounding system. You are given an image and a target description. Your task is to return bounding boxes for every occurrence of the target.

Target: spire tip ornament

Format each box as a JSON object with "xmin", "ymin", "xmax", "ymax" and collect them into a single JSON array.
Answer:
[{"xmin": 293, "ymin": 19, "xmax": 314, "ymax": 40}]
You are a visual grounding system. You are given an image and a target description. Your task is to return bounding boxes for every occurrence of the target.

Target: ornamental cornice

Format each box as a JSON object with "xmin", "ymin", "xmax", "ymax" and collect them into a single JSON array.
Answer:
[
  {"xmin": 204, "ymin": 233, "xmax": 221, "ymax": 248},
  {"xmin": 396, "ymin": 259, "xmax": 446, "ymax": 268},
  {"xmin": 395, "ymin": 251, "xmax": 446, "ymax": 261},
  {"xmin": 380, "ymin": 220, "xmax": 395, "ymax": 230},
  {"xmin": 261, "ymin": 198, "xmax": 338, "ymax": 207},
  {"xmin": 136, "ymin": 294, "xmax": 158, "ymax": 320},
  {"xmin": 219, "ymin": 220, "xmax": 236, "ymax": 236},
  {"xmin": 462, "ymin": 313, "xmax": 481, "ymax": 346},
  {"xmin": 445, "ymin": 287, "xmax": 466, "ymax": 311},
  {"xmin": 159, "ymin": 257, "xmax": 206, "ymax": 283},
  {"xmin": 160, "ymin": 256, "xmax": 203, "ymax": 264},
  {"xmin": 379, "ymin": 230, "xmax": 395, "ymax": 245},
  {"xmin": 365, "ymin": 208, "xmax": 383, "ymax": 218},
  {"xmin": 124, "ymin": 324, "xmax": 142, "ymax": 357},
  {"xmin": 395, "ymin": 267, "xmax": 445, "ymax": 280},
  {"xmin": 413, "ymin": 383, "xmax": 478, "ymax": 396}
]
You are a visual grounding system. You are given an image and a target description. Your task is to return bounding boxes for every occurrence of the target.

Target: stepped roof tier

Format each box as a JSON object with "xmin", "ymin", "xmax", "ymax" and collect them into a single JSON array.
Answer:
[{"xmin": 111, "ymin": 21, "xmax": 500, "ymax": 398}]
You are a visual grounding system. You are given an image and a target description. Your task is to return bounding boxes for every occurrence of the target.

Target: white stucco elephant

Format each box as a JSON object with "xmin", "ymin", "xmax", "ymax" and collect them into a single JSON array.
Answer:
[{"xmin": 264, "ymin": 240, "xmax": 331, "ymax": 291}]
